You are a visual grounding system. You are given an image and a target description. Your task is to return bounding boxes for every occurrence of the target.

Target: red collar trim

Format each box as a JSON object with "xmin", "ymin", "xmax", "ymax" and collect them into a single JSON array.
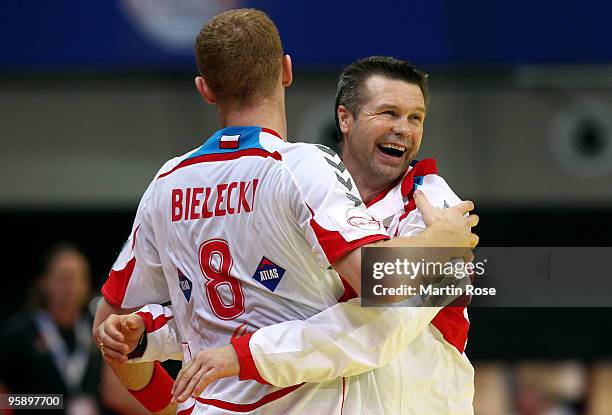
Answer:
[
  {"xmin": 365, "ymin": 174, "xmax": 404, "ymax": 208},
  {"xmin": 260, "ymin": 127, "xmax": 283, "ymax": 140}
]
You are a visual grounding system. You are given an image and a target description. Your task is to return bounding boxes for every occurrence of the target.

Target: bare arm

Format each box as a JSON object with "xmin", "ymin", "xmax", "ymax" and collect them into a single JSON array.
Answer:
[
  {"xmin": 94, "ymin": 299, "xmax": 177, "ymax": 414},
  {"xmin": 100, "ymin": 363, "xmax": 149, "ymax": 415}
]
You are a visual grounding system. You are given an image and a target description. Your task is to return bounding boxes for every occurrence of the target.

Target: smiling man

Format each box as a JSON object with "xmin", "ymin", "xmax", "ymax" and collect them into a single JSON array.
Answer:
[
  {"xmin": 337, "ymin": 63, "xmax": 427, "ymax": 204},
  {"xmin": 99, "ymin": 56, "xmax": 477, "ymax": 414},
  {"xmin": 93, "ymin": 7, "xmax": 479, "ymax": 412},
  {"xmin": 224, "ymin": 57, "xmax": 476, "ymax": 414}
]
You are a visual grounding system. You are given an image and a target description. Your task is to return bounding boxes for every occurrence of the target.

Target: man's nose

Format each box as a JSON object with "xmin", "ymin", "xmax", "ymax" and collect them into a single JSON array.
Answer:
[{"xmin": 391, "ymin": 117, "xmax": 410, "ymax": 138}]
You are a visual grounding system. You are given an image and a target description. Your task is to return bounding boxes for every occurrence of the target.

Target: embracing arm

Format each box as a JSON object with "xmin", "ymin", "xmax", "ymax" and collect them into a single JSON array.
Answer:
[
  {"xmin": 171, "ymin": 191, "xmax": 478, "ymax": 401},
  {"xmin": 235, "ymin": 211, "xmax": 477, "ymax": 386},
  {"xmin": 94, "ymin": 299, "xmax": 179, "ymax": 414}
]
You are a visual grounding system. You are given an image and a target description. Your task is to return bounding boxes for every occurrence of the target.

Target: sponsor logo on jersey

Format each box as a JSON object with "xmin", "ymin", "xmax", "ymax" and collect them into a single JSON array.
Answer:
[
  {"xmin": 252, "ymin": 257, "xmax": 285, "ymax": 292},
  {"xmin": 346, "ymin": 207, "xmax": 381, "ymax": 231},
  {"xmin": 178, "ymin": 268, "xmax": 192, "ymax": 301}
]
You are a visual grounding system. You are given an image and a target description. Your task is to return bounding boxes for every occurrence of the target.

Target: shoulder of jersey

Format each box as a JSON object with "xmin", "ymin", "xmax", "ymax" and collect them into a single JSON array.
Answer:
[
  {"xmin": 155, "ymin": 127, "xmax": 281, "ymax": 180},
  {"xmin": 154, "ymin": 149, "xmax": 200, "ymax": 180},
  {"xmin": 271, "ymin": 141, "xmax": 346, "ymax": 180},
  {"xmin": 269, "ymin": 137, "xmax": 338, "ymax": 157},
  {"xmin": 153, "ymin": 128, "xmax": 333, "ymax": 180},
  {"xmin": 262, "ymin": 136, "xmax": 324, "ymax": 155}
]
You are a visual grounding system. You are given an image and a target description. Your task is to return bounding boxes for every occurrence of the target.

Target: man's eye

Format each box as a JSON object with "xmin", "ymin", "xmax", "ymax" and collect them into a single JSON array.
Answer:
[
  {"xmin": 410, "ymin": 114, "xmax": 423, "ymax": 121},
  {"xmin": 383, "ymin": 110, "xmax": 396, "ymax": 117}
]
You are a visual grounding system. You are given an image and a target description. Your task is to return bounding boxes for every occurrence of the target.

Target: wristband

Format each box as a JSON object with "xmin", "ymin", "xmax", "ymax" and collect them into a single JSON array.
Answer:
[
  {"xmin": 128, "ymin": 361, "xmax": 174, "ymax": 413},
  {"xmin": 230, "ymin": 332, "xmax": 270, "ymax": 385}
]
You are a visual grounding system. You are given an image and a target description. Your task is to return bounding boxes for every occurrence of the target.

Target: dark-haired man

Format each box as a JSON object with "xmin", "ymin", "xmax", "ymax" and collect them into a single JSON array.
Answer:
[
  {"xmin": 225, "ymin": 56, "xmax": 476, "ymax": 414},
  {"xmin": 95, "ymin": 9, "xmax": 477, "ymax": 415},
  {"xmin": 182, "ymin": 57, "xmax": 474, "ymax": 413},
  {"xmin": 103, "ymin": 56, "xmax": 477, "ymax": 414}
]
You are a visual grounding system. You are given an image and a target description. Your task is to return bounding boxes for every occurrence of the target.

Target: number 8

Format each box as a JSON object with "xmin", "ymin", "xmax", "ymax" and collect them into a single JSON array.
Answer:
[{"xmin": 198, "ymin": 239, "xmax": 245, "ymax": 320}]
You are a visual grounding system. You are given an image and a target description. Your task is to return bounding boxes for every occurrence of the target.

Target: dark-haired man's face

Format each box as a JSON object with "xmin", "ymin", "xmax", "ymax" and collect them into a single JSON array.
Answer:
[{"xmin": 340, "ymin": 75, "xmax": 425, "ymax": 189}]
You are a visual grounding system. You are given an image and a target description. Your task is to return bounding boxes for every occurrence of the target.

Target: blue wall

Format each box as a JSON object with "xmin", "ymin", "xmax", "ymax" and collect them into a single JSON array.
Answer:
[{"xmin": 1, "ymin": 0, "xmax": 610, "ymax": 71}]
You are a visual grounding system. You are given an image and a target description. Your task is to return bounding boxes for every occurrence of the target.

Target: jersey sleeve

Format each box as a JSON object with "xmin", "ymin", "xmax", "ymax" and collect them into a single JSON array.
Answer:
[
  {"xmin": 231, "ymin": 299, "xmax": 440, "ymax": 386},
  {"xmin": 283, "ymin": 144, "xmax": 388, "ymax": 267},
  {"xmin": 128, "ymin": 304, "xmax": 183, "ymax": 363},
  {"xmin": 101, "ymin": 165, "xmax": 172, "ymax": 309},
  {"xmin": 231, "ymin": 171, "xmax": 465, "ymax": 386}
]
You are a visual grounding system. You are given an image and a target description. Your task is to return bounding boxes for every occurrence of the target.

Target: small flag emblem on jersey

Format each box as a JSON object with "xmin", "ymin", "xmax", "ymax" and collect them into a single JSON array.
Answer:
[
  {"xmin": 252, "ymin": 257, "xmax": 285, "ymax": 292},
  {"xmin": 219, "ymin": 134, "xmax": 240, "ymax": 149},
  {"xmin": 178, "ymin": 269, "xmax": 192, "ymax": 301}
]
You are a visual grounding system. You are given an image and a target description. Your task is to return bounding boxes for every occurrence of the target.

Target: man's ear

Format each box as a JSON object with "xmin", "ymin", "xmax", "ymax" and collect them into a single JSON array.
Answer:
[
  {"xmin": 281, "ymin": 54, "xmax": 293, "ymax": 87},
  {"xmin": 337, "ymin": 105, "xmax": 353, "ymax": 136},
  {"xmin": 195, "ymin": 76, "xmax": 216, "ymax": 104}
]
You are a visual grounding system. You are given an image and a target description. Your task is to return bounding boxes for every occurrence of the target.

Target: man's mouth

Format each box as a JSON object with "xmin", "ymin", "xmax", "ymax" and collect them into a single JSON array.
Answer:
[{"xmin": 377, "ymin": 143, "xmax": 407, "ymax": 158}]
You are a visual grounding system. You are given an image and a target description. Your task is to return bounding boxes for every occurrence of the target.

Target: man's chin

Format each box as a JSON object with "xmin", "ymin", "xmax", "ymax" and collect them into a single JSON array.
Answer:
[{"xmin": 374, "ymin": 164, "xmax": 407, "ymax": 185}]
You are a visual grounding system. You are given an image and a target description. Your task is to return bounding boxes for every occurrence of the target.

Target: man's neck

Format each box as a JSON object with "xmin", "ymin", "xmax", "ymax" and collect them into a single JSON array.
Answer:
[
  {"xmin": 353, "ymin": 175, "xmax": 390, "ymax": 206},
  {"xmin": 217, "ymin": 96, "xmax": 288, "ymax": 140},
  {"xmin": 342, "ymin": 161, "xmax": 387, "ymax": 206}
]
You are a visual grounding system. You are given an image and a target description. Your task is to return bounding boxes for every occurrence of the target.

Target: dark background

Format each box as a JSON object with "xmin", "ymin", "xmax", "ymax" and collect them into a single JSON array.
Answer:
[{"xmin": 3, "ymin": 207, "xmax": 611, "ymax": 360}]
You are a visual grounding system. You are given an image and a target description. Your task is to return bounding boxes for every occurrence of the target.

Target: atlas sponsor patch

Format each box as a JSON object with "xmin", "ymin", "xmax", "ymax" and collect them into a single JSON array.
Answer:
[
  {"xmin": 346, "ymin": 207, "xmax": 381, "ymax": 231},
  {"xmin": 252, "ymin": 257, "xmax": 285, "ymax": 292},
  {"xmin": 178, "ymin": 268, "xmax": 192, "ymax": 301}
]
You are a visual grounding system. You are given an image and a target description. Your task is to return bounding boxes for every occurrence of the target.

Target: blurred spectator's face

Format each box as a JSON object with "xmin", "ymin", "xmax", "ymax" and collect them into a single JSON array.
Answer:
[
  {"xmin": 342, "ymin": 75, "xmax": 426, "ymax": 185},
  {"xmin": 43, "ymin": 250, "xmax": 91, "ymax": 311}
]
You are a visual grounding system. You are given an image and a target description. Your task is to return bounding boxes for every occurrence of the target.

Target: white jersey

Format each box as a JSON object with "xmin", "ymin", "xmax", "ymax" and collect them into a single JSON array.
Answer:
[
  {"xmin": 102, "ymin": 126, "xmax": 388, "ymax": 414},
  {"xmin": 238, "ymin": 159, "xmax": 475, "ymax": 414},
  {"xmin": 130, "ymin": 159, "xmax": 474, "ymax": 414}
]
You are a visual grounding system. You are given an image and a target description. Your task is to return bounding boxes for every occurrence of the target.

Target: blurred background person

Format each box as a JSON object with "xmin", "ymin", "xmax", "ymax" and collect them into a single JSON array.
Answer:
[{"xmin": 0, "ymin": 243, "xmax": 148, "ymax": 415}]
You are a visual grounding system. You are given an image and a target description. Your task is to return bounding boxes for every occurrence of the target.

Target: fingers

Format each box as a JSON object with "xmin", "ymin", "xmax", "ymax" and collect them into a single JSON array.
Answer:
[
  {"xmin": 452, "ymin": 200, "xmax": 475, "ymax": 215},
  {"xmin": 121, "ymin": 314, "xmax": 144, "ymax": 338},
  {"xmin": 467, "ymin": 214, "xmax": 479, "ymax": 228},
  {"xmin": 172, "ymin": 362, "xmax": 189, "ymax": 397},
  {"xmin": 470, "ymin": 233, "xmax": 479, "ymax": 248},
  {"xmin": 172, "ymin": 346, "xmax": 240, "ymax": 402},
  {"xmin": 104, "ymin": 316, "xmax": 125, "ymax": 343},
  {"xmin": 173, "ymin": 359, "xmax": 201, "ymax": 402},
  {"xmin": 100, "ymin": 344, "xmax": 128, "ymax": 363},
  {"xmin": 124, "ymin": 314, "xmax": 141, "ymax": 331},
  {"xmin": 97, "ymin": 316, "xmax": 129, "ymax": 356},
  {"xmin": 100, "ymin": 335, "xmax": 129, "ymax": 356},
  {"xmin": 191, "ymin": 368, "xmax": 219, "ymax": 399},
  {"xmin": 414, "ymin": 190, "xmax": 435, "ymax": 225},
  {"xmin": 176, "ymin": 367, "xmax": 208, "ymax": 403}
]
